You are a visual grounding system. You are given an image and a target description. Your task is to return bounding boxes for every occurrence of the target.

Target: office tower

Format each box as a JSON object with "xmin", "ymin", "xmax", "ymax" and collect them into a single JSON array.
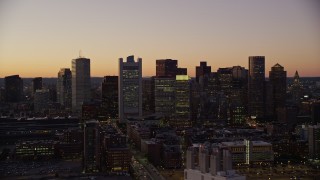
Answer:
[
  {"xmin": 248, "ymin": 56, "xmax": 265, "ymax": 118},
  {"xmin": 177, "ymin": 67, "xmax": 187, "ymax": 75},
  {"xmin": 84, "ymin": 120, "xmax": 101, "ymax": 173},
  {"xmin": 101, "ymin": 76, "xmax": 118, "ymax": 119},
  {"xmin": 154, "ymin": 77, "xmax": 175, "ymax": 121},
  {"xmin": 32, "ymin": 77, "xmax": 42, "ymax": 93},
  {"xmin": 312, "ymin": 102, "xmax": 320, "ymax": 124},
  {"xmin": 290, "ymin": 70, "xmax": 303, "ymax": 103},
  {"xmin": 57, "ymin": 68, "xmax": 72, "ymax": 109},
  {"xmin": 190, "ymin": 79, "xmax": 201, "ymax": 126},
  {"xmin": 156, "ymin": 59, "xmax": 178, "ymax": 77},
  {"xmin": 198, "ymin": 72, "xmax": 220, "ymax": 125},
  {"xmin": 72, "ymin": 57, "xmax": 91, "ymax": 113},
  {"xmin": 308, "ymin": 125, "xmax": 320, "ymax": 158},
  {"xmin": 142, "ymin": 77, "xmax": 155, "ymax": 115},
  {"xmin": 217, "ymin": 67, "xmax": 233, "ymax": 95},
  {"xmin": 264, "ymin": 81, "xmax": 274, "ymax": 118},
  {"xmin": 34, "ymin": 89, "xmax": 50, "ymax": 113},
  {"xmin": 174, "ymin": 75, "xmax": 191, "ymax": 128},
  {"xmin": 269, "ymin": 63, "xmax": 287, "ymax": 117},
  {"xmin": 119, "ymin": 55, "xmax": 142, "ymax": 123},
  {"xmin": 4, "ymin": 75, "xmax": 23, "ymax": 103},
  {"xmin": 196, "ymin": 61, "xmax": 211, "ymax": 83},
  {"xmin": 0, "ymin": 88, "xmax": 5, "ymax": 102},
  {"xmin": 231, "ymin": 66, "xmax": 248, "ymax": 104}
]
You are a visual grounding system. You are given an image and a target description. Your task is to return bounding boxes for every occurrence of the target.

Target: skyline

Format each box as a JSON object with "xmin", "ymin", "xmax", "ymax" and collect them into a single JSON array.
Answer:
[{"xmin": 1, "ymin": 0, "xmax": 320, "ymax": 78}]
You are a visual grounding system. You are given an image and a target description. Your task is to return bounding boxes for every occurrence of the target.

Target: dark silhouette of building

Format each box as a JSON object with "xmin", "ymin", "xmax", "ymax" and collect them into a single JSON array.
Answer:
[
  {"xmin": 34, "ymin": 89, "xmax": 50, "ymax": 113},
  {"xmin": 32, "ymin": 77, "xmax": 42, "ymax": 93},
  {"xmin": 103, "ymin": 133, "xmax": 130, "ymax": 173},
  {"xmin": 83, "ymin": 120, "xmax": 101, "ymax": 173},
  {"xmin": 248, "ymin": 56, "xmax": 265, "ymax": 118},
  {"xmin": 142, "ymin": 77, "xmax": 155, "ymax": 115},
  {"xmin": 156, "ymin": 59, "xmax": 178, "ymax": 77},
  {"xmin": 154, "ymin": 77, "xmax": 176, "ymax": 120},
  {"xmin": 312, "ymin": 102, "xmax": 320, "ymax": 124},
  {"xmin": 119, "ymin": 55, "xmax": 142, "ymax": 122},
  {"xmin": 5, "ymin": 75, "xmax": 23, "ymax": 103},
  {"xmin": 269, "ymin": 63, "xmax": 287, "ymax": 118},
  {"xmin": 174, "ymin": 75, "xmax": 191, "ymax": 128},
  {"xmin": 57, "ymin": 68, "xmax": 72, "ymax": 109},
  {"xmin": 72, "ymin": 57, "xmax": 91, "ymax": 113},
  {"xmin": 101, "ymin": 76, "xmax": 118, "ymax": 119},
  {"xmin": 82, "ymin": 101, "xmax": 102, "ymax": 121},
  {"xmin": 290, "ymin": 70, "xmax": 303, "ymax": 103},
  {"xmin": 196, "ymin": 61, "xmax": 211, "ymax": 83},
  {"xmin": 217, "ymin": 67, "xmax": 233, "ymax": 95},
  {"xmin": 177, "ymin": 67, "xmax": 187, "ymax": 75}
]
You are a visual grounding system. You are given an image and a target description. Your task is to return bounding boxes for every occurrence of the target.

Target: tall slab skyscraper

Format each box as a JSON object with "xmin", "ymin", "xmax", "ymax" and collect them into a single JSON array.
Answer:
[
  {"xmin": 248, "ymin": 56, "xmax": 265, "ymax": 118},
  {"xmin": 57, "ymin": 68, "xmax": 72, "ymax": 110},
  {"xmin": 72, "ymin": 57, "xmax": 91, "ymax": 113},
  {"xmin": 119, "ymin": 55, "xmax": 142, "ymax": 123},
  {"xmin": 269, "ymin": 63, "xmax": 287, "ymax": 116}
]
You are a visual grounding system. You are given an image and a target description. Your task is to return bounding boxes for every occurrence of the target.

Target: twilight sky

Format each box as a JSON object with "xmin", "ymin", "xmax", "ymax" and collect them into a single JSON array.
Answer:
[{"xmin": 0, "ymin": 0, "xmax": 319, "ymax": 77}]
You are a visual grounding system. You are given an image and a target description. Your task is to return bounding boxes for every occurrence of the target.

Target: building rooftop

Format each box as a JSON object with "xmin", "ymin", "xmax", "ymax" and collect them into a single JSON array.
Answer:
[{"xmin": 222, "ymin": 140, "xmax": 271, "ymax": 147}]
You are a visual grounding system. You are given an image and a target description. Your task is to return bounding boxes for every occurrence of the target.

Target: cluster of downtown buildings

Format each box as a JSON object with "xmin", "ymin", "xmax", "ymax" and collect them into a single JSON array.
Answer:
[{"xmin": 0, "ymin": 55, "xmax": 320, "ymax": 179}]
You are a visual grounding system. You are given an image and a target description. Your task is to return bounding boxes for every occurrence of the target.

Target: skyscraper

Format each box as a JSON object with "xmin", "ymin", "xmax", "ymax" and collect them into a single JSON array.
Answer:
[
  {"xmin": 142, "ymin": 77, "xmax": 155, "ymax": 115},
  {"xmin": 34, "ymin": 89, "xmax": 50, "ymax": 113},
  {"xmin": 156, "ymin": 59, "xmax": 178, "ymax": 77},
  {"xmin": 290, "ymin": 70, "xmax": 303, "ymax": 103},
  {"xmin": 269, "ymin": 63, "xmax": 287, "ymax": 117},
  {"xmin": 174, "ymin": 75, "xmax": 191, "ymax": 128},
  {"xmin": 72, "ymin": 57, "xmax": 91, "ymax": 113},
  {"xmin": 154, "ymin": 77, "xmax": 176, "ymax": 119},
  {"xmin": 5, "ymin": 75, "xmax": 23, "ymax": 103},
  {"xmin": 32, "ymin": 77, "xmax": 42, "ymax": 93},
  {"xmin": 196, "ymin": 61, "xmax": 211, "ymax": 83},
  {"xmin": 57, "ymin": 68, "xmax": 72, "ymax": 110},
  {"xmin": 101, "ymin": 76, "xmax": 118, "ymax": 119},
  {"xmin": 248, "ymin": 56, "xmax": 265, "ymax": 118},
  {"xmin": 84, "ymin": 120, "xmax": 101, "ymax": 173},
  {"xmin": 119, "ymin": 55, "xmax": 142, "ymax": 123}
]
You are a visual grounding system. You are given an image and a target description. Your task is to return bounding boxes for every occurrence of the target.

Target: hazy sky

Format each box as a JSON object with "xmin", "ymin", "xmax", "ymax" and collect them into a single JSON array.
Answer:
[{"xmin": 0, "ymin": 0, "xmax": 319, "ymax": 77}]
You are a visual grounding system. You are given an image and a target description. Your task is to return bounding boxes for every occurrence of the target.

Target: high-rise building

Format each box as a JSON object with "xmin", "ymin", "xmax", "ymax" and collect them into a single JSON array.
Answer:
[
  {"xmin": 269, "ymin": 63, "xmax": 287, "ymax": 117},
  {"xmin": 248, "ymin": 56, "xmax": 265, "ymax": 118},
  {"xmin": 174, "ymin": 75, "xmax": 191, "ymax": 128},
  {"xmin": 312, "ymin": 102, "xmax": 320, "ymax": 124},
  {"xmin": 196, "ymin": 61, "xmax": 211, "ymax": 83},
  {"xmin": 57, "ymin": 68, "xmax": 72, "ymax": 109},
  {"xmin": 34, "ymin": 89, "xmax": 50, "ymax": 113},
  {"xmin": 5, "ymin": 75, "xmax": 23, "ymax": 103},
  {"xmin": 119, "ymin": 55, "xmax": 142, "ymax": 123},
  {"xmin": 154, "ymin": 77, "xmax": 176, "ymax": 120},
  {"xmin": 72, "ymin": 57, "xmax": 91, "ymax": 113},
  {"xmin": 156, "ymin": 59, "xmax": 178, "ymax": 77},
  {"xmin": 217, "ymin": 68, "xmax": 233, "ymax": 95},
  {"xmin": 142, "ymin": 77, "xmax": 155, "ymax": 115},
  {"xmin": 177, "ymin": 68, "xmax": 188, "ymax": 75},
  {"xmin": 83, "ymin": 120, "xmax": 101, "ymax": 173},
  {"xmin": 32, "ymin": 77, "xmax": 42, "ymax": 93},
  {"xmin": 308, "ymin": 125, "xmax": 320, "ymax": 159},
  {"xmin": 101, "ymin": 76, "xmax": 118, "ymax": 119},
  {"xmin": 290, "ymin": 70, "xmax": 303, "ymax": 103}
]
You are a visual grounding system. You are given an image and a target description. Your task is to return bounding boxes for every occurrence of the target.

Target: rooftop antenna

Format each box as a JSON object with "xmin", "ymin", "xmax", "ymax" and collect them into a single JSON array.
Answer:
[{"xmin": 79, "ymin": 50, "xmax": 83, "ymax": 58}]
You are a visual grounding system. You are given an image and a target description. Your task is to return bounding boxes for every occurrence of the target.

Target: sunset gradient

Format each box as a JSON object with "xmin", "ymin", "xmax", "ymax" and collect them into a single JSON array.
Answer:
[{"xmin": 0, "ymin": 0, "xmax": 319, "ymax": 78}]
